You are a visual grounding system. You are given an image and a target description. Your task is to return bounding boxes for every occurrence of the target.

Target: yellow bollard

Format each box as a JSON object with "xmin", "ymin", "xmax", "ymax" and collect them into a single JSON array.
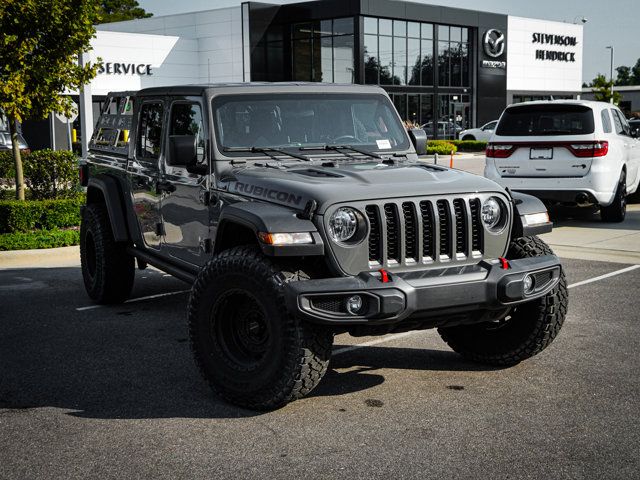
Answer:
[
  {"xmin": 122, "ymin": 130, "xmax": 129, "ymax": 142},
  {"xmin": 72, "ymin": 129, "xmax": 77, "ymax": 143}
]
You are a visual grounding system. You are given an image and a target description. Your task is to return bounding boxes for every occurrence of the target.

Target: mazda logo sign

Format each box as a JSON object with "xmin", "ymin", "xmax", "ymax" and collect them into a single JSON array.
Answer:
[{"xmin": 484, "ymin": 29, "xmax": 505, "ymax": 58}]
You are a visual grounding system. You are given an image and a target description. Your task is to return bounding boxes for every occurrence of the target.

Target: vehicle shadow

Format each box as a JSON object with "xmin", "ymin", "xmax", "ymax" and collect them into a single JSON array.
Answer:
[
  {"xmin": 0, "ymin": 266, "xmax": 499, "ymax": 419},
  {"xmin": 548, "ymin": 203, "xmax": 640, "ymax": 230}
]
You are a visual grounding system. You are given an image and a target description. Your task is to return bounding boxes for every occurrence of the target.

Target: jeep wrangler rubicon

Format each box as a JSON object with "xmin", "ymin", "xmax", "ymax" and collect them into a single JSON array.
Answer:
[{"xmin": 80, "ymin": 84, "xmax": 568, "ymax": 410}]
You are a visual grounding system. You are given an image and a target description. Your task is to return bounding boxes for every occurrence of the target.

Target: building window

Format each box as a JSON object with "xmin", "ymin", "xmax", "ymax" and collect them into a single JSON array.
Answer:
[
  {"xmin": 363, "ymin": 17, "xmax": 434, "ymax": 86},
  {"xmin": 438, "ymin": 94, "xmax": 471, "ymax": 139},
  {"xmin": 437, "ymin": 25, "xmax": 471, "ymax": 87},
  {"xmin": 291, "ymin": 18, "xmax": 354, "ymax": 83}
]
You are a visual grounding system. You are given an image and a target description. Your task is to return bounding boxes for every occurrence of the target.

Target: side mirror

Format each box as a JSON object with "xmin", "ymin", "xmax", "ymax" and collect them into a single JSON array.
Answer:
[
  {"xmin": 408, "ymin": 128, "xmax": 428, "ymax": 155},
  {"xmin": 168, "ymin": 135, "xmax": 207, "ymax": 174},
  {"xmin": 631, "ymin": 127, "xmax": 640, "ymax": 138}
]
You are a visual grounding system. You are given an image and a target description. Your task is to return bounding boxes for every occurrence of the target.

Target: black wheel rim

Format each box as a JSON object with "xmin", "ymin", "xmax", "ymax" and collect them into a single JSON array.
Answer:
[
  {"xmin": 85, "ymin": 231, "xmax": 97, "ymax": 278},
  {"xmin": 620, "ymin": 179, "xmax": 627, "ymax": 213},
  {"xmin": 210, "ymin": 289, "xmax": 271, "ymax": 370}
]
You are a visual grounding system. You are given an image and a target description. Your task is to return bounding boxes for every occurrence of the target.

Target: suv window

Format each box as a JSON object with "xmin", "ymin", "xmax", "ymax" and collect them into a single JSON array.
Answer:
[
  {"xmin": 612, "ymin": 109, "xmax": 631, "ymax": 136},
  {"xmin": 137, "ymin": 102, "xmax": 164, "ymax": 159},
  {"xmin": 483, "ymin": 121, "xmax": 497, "ymax": 130},
  {"xmin": 496, "ymin": 104, "xmax": 595, "ymax": 136},
  {"xmin": 601, "ymin": 109, "xmax": 612, "ymax": 133},
  {"xmin": 168, "ymin": 102, "xmax": 206, "ymax": 164}
]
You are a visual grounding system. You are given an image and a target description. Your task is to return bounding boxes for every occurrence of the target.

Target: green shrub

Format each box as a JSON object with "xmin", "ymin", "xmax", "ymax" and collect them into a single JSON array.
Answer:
[
  {"xmin": 0, "ymin": 150, "xmax": 14, "ymax": 181},
  {"xmin": 426, "ymin": 140, "xmax": 457, "ymax": 156},
  {"xmin": 0, "ymin": 228, "xmax": 80, "ymax": 251},
  {"xmin": 0, "ymin": 195, "xmax": 84, "ymax": 233},
  {"xmin": 450, "ymin": 140, "xmax": 488, "ymax": 152},
  {"xmin": 23, "ymin": 149, "xmax": 80, "ymax": 199}
]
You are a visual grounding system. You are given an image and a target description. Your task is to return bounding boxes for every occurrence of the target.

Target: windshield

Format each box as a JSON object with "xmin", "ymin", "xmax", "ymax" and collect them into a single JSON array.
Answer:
[
  {"xmin": 212, "ymin": 93, "xmax": 409, "ymax": 155},
  {"xmin": 496, "ymin": 104, "xmax": 595, "ymax": 136}
]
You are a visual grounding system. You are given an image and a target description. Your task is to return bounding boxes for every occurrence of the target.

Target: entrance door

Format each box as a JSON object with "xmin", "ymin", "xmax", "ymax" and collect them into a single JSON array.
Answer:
[
  {"xmin": 129, "ymin": 100, "xmax": 164, "ymax": 250},
  {"xmin": 159, "ymin": 99, "xmax": 210, "ymax": 268}
]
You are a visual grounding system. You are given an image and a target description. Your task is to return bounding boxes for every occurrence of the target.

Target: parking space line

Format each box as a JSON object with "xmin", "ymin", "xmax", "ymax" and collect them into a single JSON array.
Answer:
[
  {"xmin": 333, "ymin": 264, "xmax": 640, "ymax": 356},
  {"xmin": 76, "ymin": 289, "xmax": 190, "ymax": 311},
  {"xmin": 567, "ymin": 264, "xmax": 640, "ymax": 289}
]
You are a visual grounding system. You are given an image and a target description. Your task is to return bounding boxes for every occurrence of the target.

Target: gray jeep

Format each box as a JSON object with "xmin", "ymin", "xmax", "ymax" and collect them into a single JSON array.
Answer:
[{"xmin": 81, "ymin": 83, "xmax": 568, "ymax": 410}]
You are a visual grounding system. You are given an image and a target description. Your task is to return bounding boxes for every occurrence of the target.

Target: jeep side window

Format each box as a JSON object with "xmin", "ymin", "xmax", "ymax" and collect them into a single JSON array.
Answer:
[
  {"xmin": 137, "ymin": 102, "xmax": 164, "ymax": 159},
  {"xmin": 168, "ymin": 102, "xmax": 206, "ymax": 164},
  {"xmin": 601, "ymin": 109, "xmax": 612, "ymax": 133}
]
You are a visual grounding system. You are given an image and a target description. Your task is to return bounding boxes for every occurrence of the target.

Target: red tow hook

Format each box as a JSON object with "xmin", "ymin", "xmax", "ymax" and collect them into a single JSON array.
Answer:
[
  {"xmin": 378, "ymin": 269, "xmax": 391, "ymax": 283},
  {"xmin": 499, "ymin": 257, "xmax": 511, "ymax": 270}
]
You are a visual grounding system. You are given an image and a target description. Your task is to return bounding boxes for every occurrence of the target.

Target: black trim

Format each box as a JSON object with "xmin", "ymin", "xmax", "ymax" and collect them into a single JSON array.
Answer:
[
  {"xmin": 86, "ymin": 176, "xmax": 130, "ymax": 242},
  {"xmin": 126, "ymin": 247, "xmax": 197, "ymax": 283}
]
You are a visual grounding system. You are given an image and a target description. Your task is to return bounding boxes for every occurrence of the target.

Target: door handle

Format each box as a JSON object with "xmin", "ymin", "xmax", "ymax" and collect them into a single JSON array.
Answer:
[{"xmin": 156, "ymin": 180, "xmax": 176, "ymax": 194}]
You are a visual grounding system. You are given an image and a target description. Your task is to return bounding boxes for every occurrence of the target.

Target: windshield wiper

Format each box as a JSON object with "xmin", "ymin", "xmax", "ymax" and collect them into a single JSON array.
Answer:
[
  {"xmin": 223, "ymin": 146, "xmax": 311, "ymax": 162},
  {"xmin": 299, "ymin": 144, "xmax": 381, "ymax": 160}
]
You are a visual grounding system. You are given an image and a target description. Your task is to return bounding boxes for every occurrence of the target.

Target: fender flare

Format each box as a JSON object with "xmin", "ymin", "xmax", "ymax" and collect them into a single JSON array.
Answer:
[
  {"xmin": 86, "ymin": 176, "xmax": 130, "ymax": 242},
  {"xmin": 510, "ymin": 191, "xmax": 553, "ymax": 238},
  {"xmin": 217, "ymin": 202, "xmax": 324, "ymax": 257}
]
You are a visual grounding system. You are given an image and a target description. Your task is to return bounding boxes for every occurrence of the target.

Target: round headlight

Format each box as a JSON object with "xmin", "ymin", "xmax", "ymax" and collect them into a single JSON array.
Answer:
[
  {"xmin": 481, "ymin": 197, "xmax": 503, "ymax": 229},
  {"xmin": 329, "ymin": 207, "xmax": 358, "ymax": 243}
]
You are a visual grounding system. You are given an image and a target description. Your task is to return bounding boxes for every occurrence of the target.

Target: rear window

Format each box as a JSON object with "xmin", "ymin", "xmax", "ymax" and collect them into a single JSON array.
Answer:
[{"xmin": 496, "ymin": 104, "xmax": 595, "ymax": 136}]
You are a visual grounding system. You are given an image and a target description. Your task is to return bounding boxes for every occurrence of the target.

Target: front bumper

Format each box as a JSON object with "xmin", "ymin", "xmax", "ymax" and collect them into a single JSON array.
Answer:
[{"xmin": 285, "ymin": 255, "xmax": 562, "ymax": 326}]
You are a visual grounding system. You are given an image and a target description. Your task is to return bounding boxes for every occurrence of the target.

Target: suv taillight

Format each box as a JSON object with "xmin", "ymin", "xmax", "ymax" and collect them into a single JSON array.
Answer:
[
  {"xmin": 567, "ymin": 141, "xmax": 609, "ymax": 158},
  {"xmin": 486, "ymin": 144, "xmax": 515, "ymax": 158}
]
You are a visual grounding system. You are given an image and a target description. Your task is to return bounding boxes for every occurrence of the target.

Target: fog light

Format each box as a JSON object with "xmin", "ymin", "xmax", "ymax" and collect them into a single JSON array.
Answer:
[
  {"xmin": 523, "ymin": 274, "xmax": 535, "ymax": 294},
  {"xmin": 345, "ymin": 295, "xmax": 364, "ymax": 315}
]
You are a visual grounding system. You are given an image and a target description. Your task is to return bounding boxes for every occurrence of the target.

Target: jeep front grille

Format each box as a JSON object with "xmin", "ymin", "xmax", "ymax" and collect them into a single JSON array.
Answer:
[{"xmin": 366, "ymin": 197, "xmax": 484, "ymax": 269}]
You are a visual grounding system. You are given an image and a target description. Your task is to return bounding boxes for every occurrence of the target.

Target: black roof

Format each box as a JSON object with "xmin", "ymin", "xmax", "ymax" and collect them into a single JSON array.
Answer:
[{"xmin": 134, "ymin": 82, "xmax": 380, "ymax": 97}]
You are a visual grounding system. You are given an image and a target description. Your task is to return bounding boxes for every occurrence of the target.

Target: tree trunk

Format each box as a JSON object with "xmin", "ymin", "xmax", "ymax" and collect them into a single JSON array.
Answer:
[{"xmin": 9, "ymin": 117, "xmax": 25, "ymax": 201}]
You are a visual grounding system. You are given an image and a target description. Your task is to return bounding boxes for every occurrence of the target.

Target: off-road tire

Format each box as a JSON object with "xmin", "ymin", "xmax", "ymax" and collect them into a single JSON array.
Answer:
[
  {"xmin": 438, "ymin": 236, "xmax": 568, "ymax": 367},
  {"xmin": 188, "ymin": 246, "xmax": 333, "ymax": 410},
  {"xmin": 601, "ymin": 171, "xmax": 627, "ymax": 222},
  {"xmin": 80, "ymin": 203, "xmax": 135, "ymax": 304}
]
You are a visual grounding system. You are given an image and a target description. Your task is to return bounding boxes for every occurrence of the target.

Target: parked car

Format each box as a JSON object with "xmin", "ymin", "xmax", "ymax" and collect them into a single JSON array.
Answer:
[
  {"xmin": 0, "ymin": 112, "xmax": 29, "ymax": 152},
  {"xmin": 80, "ymin": 84, "xmax": 566, "ymax": 410},
  {"xmin": 459, "ymin": 120, "xmax": 498, "ymax": 141},
  {"xmin": 421, "ymin": 120, "xmax": 462, "ymax": 139},
  {"xmin": 485, "ymin": 100, "xmax": 640, "ymax": 222}
]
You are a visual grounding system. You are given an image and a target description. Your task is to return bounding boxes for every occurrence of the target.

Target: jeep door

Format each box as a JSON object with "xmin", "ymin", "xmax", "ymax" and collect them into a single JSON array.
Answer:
[
  {"xmin": 128, "ymin": 99, "xmax": 164, "ymax": 250},
  {"xmin": 159, "ymin": 98, "xmax": 211, "ymax": 267}
]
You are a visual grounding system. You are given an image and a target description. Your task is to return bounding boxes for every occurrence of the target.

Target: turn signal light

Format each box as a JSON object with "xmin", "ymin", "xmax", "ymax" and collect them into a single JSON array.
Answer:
[
  {"xmin": 257, "ymin": 232, "xmax": 313, "ymax": 245},
  {"xmin": 486, "ymin": 144, "xmax": 515, "ymax": 158},
  {"xmin": 567, "ymin": 141, "xmax": 608, "ymax": 158}
]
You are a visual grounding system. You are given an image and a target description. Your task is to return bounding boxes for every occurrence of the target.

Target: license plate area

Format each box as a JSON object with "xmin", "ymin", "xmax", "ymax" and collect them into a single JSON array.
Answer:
[{"xmin": 530, "ymin": 147, "xmax": 553, "ymax": 160}]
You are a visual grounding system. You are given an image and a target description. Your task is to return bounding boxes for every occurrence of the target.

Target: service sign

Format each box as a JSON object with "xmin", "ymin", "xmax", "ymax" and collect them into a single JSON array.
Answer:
[{"xmin": 507, "ymin": 16, "xmax": 583, "ymax": 93}]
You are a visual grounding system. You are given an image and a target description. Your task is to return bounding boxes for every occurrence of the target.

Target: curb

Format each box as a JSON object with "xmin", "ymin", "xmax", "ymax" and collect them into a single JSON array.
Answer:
[{"xmin": 0, "ymin": 245, "xmax": 80, "ymax": 269}]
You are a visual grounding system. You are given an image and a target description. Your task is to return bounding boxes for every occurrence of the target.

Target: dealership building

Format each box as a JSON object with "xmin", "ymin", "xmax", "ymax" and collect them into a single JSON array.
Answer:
[{"xmin": 23, "ymin": 0, "xmax": 585, "ymax": 150}]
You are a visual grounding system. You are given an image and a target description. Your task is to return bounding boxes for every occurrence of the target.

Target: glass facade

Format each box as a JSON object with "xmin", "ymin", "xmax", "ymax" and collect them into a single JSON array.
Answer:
[
  {"xmin": 291, "ymin": 18, "xmax": 355, "ymax": 83},
  {"xmin": 363, "ymin": 16, "xmax": 473, "ymax": 138}
]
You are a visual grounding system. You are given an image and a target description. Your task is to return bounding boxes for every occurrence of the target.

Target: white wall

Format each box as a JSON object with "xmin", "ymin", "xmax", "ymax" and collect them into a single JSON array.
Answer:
[
  {"xmin": 82, "ymin": 31, "xmax": 199, "ymax": 95},
  {"xmin": 97, "ymin": 7, "xmax": 245, "ymax": 84},
  {"xmin": 507, "ymin": 16, "xmax": 583, "ymax": 93}
]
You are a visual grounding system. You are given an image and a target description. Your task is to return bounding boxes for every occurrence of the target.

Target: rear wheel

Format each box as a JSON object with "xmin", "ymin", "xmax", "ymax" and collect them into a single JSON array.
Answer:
[
  {"xmin": 601, "ymin": 171, "xmax": 627, "ymax": 222},
  {"xmin": 438, "ymin": 236, "xmax": 568, "ymax": 366},
  {"xmin": 80, "ymin": 204, "xmax": 135, "ymax": 304},
  {"xmin": 188, "ymin": 246, "xmax": 333, "ymax": 410}
]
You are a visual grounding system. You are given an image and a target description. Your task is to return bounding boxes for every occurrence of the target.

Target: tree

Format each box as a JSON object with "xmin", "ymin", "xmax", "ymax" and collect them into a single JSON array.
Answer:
[
  {"xmin": 631, "ymin": 58, "xmax": 640, "ymax": 85},
  {"xmin": 0, "ymin": 0, "xmax": 100, "ymax": 200},
  {"xmin": 97, "ymin": 0, "xmax": 152, "ymax": 24},
  {"xmin": 591, "ymin": 74, "xmax": 622, "ymax": 105},
  {"xmin": 615, "ymin": 66, "xmax": 632, "ymax": 86}
]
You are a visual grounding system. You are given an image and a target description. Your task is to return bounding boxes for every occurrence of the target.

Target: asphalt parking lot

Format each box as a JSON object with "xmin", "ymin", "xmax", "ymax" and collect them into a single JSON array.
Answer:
[{"xmin": 1, "ymin": 203, "xmax": 639, "ymax": 479}]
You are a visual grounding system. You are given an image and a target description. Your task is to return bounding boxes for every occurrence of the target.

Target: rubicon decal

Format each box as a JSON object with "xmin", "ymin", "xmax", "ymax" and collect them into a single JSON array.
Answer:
[{"xmin": 233, "ymin": 182, "xmax": 303, "ymax": 206}]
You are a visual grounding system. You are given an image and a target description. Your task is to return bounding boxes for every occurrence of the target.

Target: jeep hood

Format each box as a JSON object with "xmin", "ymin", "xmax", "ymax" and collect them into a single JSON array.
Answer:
[{"xmin": 220, "ymin": 162, "xmax": 505, "ymax": 213}]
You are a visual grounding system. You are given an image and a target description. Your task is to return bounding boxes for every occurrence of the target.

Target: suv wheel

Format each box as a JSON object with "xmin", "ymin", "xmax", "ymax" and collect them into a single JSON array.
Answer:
[
  {"xmin": 461, "ymin": 135, "xmax": 475, "ymax": 141},
  {"xmin": 80, "ymin": 204, "xmax": 135, "ymax": 303},
  {"xmin": 438, "ymin": 236, "xmax": 568, "ymax": 367},
  {"xmin": 601, "ymin": 171, "xmax": 627, "ymax": 222},
  {"xmin": 188, "ymin": 246, "xmax": 333, "ymax": 410}
]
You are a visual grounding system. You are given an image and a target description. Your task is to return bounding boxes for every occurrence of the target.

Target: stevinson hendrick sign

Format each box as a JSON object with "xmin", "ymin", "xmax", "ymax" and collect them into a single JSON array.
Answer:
[{"xmin": 532, "ymin": 33, "xmax": 578, "ymax": 62}]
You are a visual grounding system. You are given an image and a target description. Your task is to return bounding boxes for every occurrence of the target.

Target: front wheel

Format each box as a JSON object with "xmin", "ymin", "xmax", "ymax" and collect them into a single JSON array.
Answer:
[
  {"xmin": 188, "ymin": 246, "xmax": 333, "ymax": 410},
  {"xmin": 438, "ymin": 236, "xmax": 568, "ymax": 366},
  {"xmin": 461, "ymin": 135, "xmax": 476, "ymax": 141},
  {"xmin": 601, "ymin": 171, "xmax": 627, "ymax": 222}
]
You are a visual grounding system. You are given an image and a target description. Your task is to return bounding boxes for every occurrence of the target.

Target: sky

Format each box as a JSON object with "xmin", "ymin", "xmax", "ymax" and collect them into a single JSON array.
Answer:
[{"xmin": 138, "ymin": 0, "xmax": 640, "ymax": 83}]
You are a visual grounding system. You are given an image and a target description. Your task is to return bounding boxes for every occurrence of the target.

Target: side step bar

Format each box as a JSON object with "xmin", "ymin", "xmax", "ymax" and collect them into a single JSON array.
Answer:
[{"xmin": 126, "ymin": 247, "xmax": 198, "ymax": 284}]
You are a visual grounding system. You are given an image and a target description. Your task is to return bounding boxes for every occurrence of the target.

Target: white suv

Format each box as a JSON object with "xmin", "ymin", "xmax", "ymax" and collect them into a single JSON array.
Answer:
[{"xmin": 484, "ymin": 100, "xmax": 640, "ymax": 222}]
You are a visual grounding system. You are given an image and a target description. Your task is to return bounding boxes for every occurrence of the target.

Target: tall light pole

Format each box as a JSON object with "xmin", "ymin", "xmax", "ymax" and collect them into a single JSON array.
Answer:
[{"xmin": 606, "ymin": 46, "xmax": 615, "ymax": 104}]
